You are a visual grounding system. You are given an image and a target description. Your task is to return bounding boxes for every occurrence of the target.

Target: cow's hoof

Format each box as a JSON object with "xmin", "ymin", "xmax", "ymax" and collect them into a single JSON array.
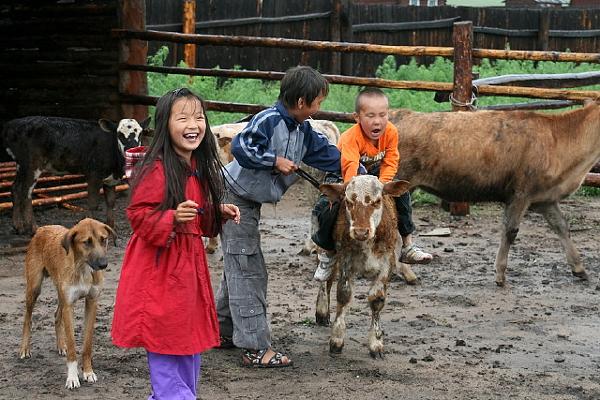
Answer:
[
  {"xmin": 495, "ymin": 280, "xmax": 505, "ymax": 287},
  {"xmin": 329, "ymin": 341, "xmax": 344, "ymax": 354},
  {"xmin": 404, "ymin": 276, "xmax": 420, "ymax": 286},
  {"xmin": 572, "ymin": 270, "xmax": 588, "ymax": 280},
  {"xmin": 315, "ymin": 313, "xmax": 330, "ymax": 326},
  {"xmin": 369, "ymin": 350, "xmax": 384, "ymax": 359}
]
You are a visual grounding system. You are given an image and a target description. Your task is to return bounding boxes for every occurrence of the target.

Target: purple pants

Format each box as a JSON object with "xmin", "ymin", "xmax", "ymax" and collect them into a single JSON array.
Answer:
[{"xmin": 147, "ymin": 351, "xmax": 202, "ymax": 400}]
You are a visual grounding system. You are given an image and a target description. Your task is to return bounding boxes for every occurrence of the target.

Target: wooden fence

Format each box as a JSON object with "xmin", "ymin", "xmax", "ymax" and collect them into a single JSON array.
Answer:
[
  {"xmin": 113, "ymin": 22, "xmax": 600, "ymax": 209},
  {"xmin": 145, "ymin": 0, "xmax": 600, "ymax": 76}
]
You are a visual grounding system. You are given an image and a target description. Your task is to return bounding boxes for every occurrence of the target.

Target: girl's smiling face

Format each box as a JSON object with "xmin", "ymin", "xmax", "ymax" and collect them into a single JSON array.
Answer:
[{"xmin": 168, "ymin": 96, "xmax": 206, "ymax": 163}]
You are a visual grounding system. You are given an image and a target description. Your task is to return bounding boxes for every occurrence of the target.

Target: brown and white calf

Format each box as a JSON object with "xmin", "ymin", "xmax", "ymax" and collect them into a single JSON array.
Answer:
[
  {"xmin": 391, "ymin": 100, "xmax": 600, "ymax": 286},
  {"xmin": 315, "ymin": 175, "xmax": 410, "ymax": 358}
]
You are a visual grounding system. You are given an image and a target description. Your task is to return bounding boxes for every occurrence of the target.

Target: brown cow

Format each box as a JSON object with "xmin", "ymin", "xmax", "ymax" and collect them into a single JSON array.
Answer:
[
  {"xmin": 391, "ymin": 101, "xmax": 600, "ymax": 286},
  {"xmin": 314, "ymin": 175, "xmax": 410, "ymax": 357}
]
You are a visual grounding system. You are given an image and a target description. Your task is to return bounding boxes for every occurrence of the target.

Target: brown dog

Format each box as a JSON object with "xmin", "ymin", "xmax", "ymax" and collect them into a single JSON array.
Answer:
[{"xmin": 18, "ymin": 218, "xmax": 116, "ymax": 389}]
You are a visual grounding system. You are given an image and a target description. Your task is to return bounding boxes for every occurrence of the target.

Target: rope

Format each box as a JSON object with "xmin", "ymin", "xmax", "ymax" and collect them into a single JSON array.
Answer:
[{"xmin": 449, "ymin": 87, "xmax": 478, "ymax": 111}]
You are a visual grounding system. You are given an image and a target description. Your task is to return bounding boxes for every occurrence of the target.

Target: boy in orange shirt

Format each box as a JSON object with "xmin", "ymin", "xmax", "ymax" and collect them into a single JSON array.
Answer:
[{"xmin": 312, "ymin": 87, "xmax": 432, "ymax": 281}]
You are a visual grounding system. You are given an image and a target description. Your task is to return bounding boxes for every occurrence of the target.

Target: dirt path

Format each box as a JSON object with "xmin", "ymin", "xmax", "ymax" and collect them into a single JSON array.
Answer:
[{"xmin": 0, "ymin": 182, "xmax": 599, "ymax": 399}]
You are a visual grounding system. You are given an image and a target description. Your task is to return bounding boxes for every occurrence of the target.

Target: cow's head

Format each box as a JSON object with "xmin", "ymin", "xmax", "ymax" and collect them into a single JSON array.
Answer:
[
  {"xmin": 320, "ymin": 175, "xmax": 410, "ymax": 241},
  {"xmin": 99, "ymin": 117, "xmax": 152, "ymax": 155}
]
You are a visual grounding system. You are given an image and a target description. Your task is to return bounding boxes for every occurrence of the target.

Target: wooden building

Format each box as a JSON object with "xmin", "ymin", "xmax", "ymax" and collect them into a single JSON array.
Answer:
[
  {"xmin": 570, "ymin": 0, "xmax": 600, "ymax": 8},
  {"xmin": 0, "ymin": 0, "xmax": 147, "ymax": 130}
]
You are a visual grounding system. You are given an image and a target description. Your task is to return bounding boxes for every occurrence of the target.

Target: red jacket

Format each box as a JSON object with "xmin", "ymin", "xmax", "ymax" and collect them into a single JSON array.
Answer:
[{"xmin": 111, "ymin": 160, "xmax": 220, "ymax": 355}]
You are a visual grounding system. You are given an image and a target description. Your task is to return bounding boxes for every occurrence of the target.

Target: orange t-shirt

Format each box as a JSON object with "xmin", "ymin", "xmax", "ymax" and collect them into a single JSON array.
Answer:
[{"xmin": 338, "ymin": 121, "xmax": 399, "ymax": 183}]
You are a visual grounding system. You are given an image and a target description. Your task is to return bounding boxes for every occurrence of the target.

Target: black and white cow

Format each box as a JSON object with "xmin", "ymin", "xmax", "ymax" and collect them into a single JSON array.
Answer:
[{"xmin": 1, "ymin": 116, "xmax": 151, "ymax": 235}]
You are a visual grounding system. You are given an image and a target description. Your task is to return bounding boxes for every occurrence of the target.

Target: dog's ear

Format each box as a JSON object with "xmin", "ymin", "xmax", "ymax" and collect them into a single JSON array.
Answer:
[
  {"xmin": 104, "ymin": 224, "xmax": 118, "ymax": 246},
  {"xmin": 61, "ymin": 231, "xmax": 75, "ymax": 254}
]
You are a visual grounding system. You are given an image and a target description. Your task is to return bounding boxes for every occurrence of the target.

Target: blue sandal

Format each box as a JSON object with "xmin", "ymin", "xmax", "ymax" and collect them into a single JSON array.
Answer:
[{"xmin": 241, "ymin": 348, "xmax": 293, "ymax": 368}]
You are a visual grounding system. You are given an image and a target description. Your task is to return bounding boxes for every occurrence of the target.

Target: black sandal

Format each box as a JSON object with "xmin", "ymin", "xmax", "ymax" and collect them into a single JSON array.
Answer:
[{"xmin": 241, "ymin": 348, "xmax": 293, "ymax": 368}]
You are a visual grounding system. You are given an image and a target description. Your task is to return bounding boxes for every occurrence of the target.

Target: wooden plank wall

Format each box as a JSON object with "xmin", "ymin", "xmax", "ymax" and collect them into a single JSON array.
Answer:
[
  {"xmin": 145, "ymin": 1, "xmax": 600, "ymax": 77},
  {"xmin": 0, "ymin": 0, "xmax": 121, "ymax": 128}
]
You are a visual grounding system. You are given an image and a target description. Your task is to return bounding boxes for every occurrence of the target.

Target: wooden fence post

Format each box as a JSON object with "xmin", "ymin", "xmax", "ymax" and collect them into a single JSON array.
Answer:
[
  {"xmin": 538, "ymin": 10, "xmax": 550, "ymax": 51},
  {"xmin": 183, "ymin": 0, "xmax": 196, "ymax": 68},
  {"xmin": 340, "ymin": 0, "xmax": 353, "ymax": 76},
  {"xmin": 449, "ymin": 21, "xmax": 474, "ymax": 217},
  {"xmin": 118, "ymin": 0, "xmax": 148, "ymax": 121},
  {"xmin": 330, "ymin": 0, "xmax": 342, "ymax": 75}
]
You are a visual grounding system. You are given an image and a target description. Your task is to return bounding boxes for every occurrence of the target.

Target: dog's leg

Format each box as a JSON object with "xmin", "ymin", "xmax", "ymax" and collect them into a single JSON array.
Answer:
[
  {"xmin": 81, "ymin": 297, "xmax": 98, "ymax": 383},
  {"xmin": 19, "ymin": 267, "xmax": 44, "ymax": 359},
  {"xmin": 61, "ymin": 302, "xmax": 80, "ymax": 389},
  {"xmin": 54, "ymin": 300, "xmax": 67, "ymax": 355}
]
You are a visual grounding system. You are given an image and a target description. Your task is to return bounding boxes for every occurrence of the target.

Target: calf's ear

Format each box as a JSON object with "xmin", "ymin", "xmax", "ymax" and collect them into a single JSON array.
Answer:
[
  {"xmin": 319, "ymin": 183, "xmax": 345, "ymax": 202},
  {"xmin": 217, "ymin": 136, "xmax": 232, "ymax": 148},
  {"xmin": 383, "ymin": 180, "xmax": 411, "ymax": 197},
  {"xmin": 98, "ymin": 119, "xmax": 117, "ymax": 133},
  {"xmin": 139, "ymin": 116, "xmax": 151, "ymax": 130}
]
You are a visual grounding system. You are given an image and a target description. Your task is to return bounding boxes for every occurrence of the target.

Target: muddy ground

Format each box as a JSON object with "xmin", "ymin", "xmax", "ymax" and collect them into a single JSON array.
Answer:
[{"xmin": 0, "ymin": 181, "xmax": 599, "ymax": 400}]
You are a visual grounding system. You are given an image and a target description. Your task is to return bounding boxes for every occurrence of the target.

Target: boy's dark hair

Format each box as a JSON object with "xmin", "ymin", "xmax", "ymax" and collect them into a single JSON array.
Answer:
[
  {"xmin": 278, "ymin": 66, "xmax": 329, "ymax": 109},
  {"xmin": 355, "ymin": 87, "xmax": 388, "ymax": 113},
  {"xmin": 131, "ymin": 87, "xmax": 224, "ymax": 230}
]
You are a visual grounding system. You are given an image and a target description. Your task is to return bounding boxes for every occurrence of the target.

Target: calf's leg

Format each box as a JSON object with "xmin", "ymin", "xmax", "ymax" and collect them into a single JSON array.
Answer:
[
  {"xmin": 329, "ymin": 263, "xmax": 353, "ymax": 353},
  {"xmin": 495, "ymin": 199, "xmax": 528, "ymax": 287},
  {"xmin": 12, "ymin": 164, "xmax": 38, "ymax": 235},
  {"xmin": 315, "ymin": 278, "xmax": 334, "ymax": 326},
  {"xmin": 102, "ymin": 183, "xmax": 116, "ymax": 228},
  {"xmin": 205, "ymin": 236, "xmax": 219, "ymax": 254},
  {"xmin": 367, "ymin": 260, "xmax": 391, "ymax": 359},
  {"xmin": 87, "ymin": 177, "xmax": 102, "ymax": 220},
  {"xmin": 532, "ymin": 201, "xmax": 587, "ymax": 280}
]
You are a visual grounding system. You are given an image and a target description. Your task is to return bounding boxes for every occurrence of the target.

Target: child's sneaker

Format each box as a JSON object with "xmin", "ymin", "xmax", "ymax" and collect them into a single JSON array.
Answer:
[
  {"xmin": 400, "ymin": 244, "xmax": 433, "ymax": 265},
  {"xmin": 313, "ymin": 251, "xmax": 335, "ymax": 281}
]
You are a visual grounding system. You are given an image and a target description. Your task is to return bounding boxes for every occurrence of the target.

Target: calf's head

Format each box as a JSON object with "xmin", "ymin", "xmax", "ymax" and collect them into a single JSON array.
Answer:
[
  {"xmin": 61, "ymin": 218, "xmax": 117, "ymax": 271},
  {"xmin": 212, "ymin": 122, "xmax": 245, "ymax": 164},
  {"xmin": 99, "ymin": 117, "xmax": 152, "ymax": 155},
  {"xmin": 320, "ymin": 175, "xmax": 410, "ymax": 241}
]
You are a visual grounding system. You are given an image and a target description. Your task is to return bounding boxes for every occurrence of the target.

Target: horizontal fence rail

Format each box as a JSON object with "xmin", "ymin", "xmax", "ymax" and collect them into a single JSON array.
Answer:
[
  {"xmin": 121, "ymin": 63, "xmax": 600, "ymax": 102},
  {"xmin": 112, "ymin": 29, "xmax": 600, "ymax": 63}
]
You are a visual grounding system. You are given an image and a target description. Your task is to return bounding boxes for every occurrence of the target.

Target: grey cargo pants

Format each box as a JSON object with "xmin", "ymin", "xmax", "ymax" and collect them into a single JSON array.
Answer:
[{"xmin": 215, "ymin": 188, "xmax": 271, "ymax": 350}]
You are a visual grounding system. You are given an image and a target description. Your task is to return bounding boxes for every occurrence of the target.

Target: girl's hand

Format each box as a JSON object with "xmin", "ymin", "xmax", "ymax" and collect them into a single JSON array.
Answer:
[
  {"xmin": 220, "ymin": 203, "xmax": 240, "ymax": 224},
  {"xmin": 175, "ymin": 200, "xmax": 199, "ymax": 224}
]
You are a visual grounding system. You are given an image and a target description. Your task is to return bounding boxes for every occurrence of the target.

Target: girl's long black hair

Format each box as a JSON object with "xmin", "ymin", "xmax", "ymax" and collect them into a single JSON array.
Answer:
[{"xmin": 130, "ymin": 88, "xmax": 224, "ymax": 231}]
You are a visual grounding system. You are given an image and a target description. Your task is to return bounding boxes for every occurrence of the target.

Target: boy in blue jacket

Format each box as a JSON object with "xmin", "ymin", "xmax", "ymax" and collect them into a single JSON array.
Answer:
[{"xmin": 216, "ymin": 66, "xmax": 341, "ymax": 368}]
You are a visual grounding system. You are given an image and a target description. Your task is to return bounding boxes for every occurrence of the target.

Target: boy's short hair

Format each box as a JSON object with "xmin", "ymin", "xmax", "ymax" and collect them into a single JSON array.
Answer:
[
  {"xmin": 355, "ymin": 87, "xmax": 388, "ymax": 113},
  {"xmin": 278, "ymin": 66, "xmax": 329, "ymax": 109}
]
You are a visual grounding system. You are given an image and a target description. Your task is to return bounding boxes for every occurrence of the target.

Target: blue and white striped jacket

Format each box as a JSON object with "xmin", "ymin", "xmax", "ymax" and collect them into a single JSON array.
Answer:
[{"xmin": 224, "ymin": 101, "xmax": 341, "ymax": 204}]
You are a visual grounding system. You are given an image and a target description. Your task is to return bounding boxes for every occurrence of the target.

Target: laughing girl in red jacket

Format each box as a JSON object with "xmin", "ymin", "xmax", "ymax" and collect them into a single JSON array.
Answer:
[{"xmin": 111, "ymin": 88, "xmax": 240, "ymax": 400}]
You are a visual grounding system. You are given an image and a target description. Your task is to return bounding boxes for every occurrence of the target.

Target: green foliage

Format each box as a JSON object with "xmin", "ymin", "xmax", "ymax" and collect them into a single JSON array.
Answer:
[
  {"xmin": 411, "ymin": 189, "xmax": 439, "ymax": 206},
  {"xmin": 576, "ymin": 186, "xmax": 600, "ymax": 197}
]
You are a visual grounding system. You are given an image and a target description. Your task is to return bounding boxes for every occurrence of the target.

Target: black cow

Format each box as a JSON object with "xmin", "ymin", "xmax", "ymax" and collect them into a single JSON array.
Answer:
[{"xmin": 1, "ymin": 116, "xmax": 151, "ymax": 235}]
